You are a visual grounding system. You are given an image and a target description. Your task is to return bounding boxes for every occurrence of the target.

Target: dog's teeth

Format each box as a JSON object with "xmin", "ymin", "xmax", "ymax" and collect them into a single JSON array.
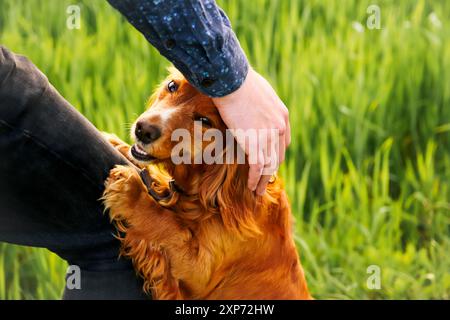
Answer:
[{"xmin": 135, "ymin": 145, "xmax": 148, "ymax": 155}]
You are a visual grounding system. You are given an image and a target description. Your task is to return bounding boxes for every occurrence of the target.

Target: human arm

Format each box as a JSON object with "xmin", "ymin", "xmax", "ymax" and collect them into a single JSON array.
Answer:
[{"xmin": 107, "ymin": 0, "xmax": 291, "ymax": 194}]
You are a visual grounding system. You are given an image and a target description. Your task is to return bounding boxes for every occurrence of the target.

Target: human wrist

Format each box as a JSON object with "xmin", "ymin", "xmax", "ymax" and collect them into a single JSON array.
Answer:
[{"xmin": 212, "ymin": 67, "xmax": 254, "ymax": 106}]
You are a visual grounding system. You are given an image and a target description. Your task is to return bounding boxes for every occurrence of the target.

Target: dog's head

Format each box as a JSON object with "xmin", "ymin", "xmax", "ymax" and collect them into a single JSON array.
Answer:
[
  {"xmin": 130, "ymin": 67, "xmax": 278, "ymax": 236},
  {"xmin": 130, "ymin": 67, "xmax": 228, "ymax": 165}
]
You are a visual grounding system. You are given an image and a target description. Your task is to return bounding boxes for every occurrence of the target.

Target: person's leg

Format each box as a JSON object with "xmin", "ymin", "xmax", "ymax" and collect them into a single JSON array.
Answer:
[{"xmin": 0, "ymin": 46, "xmax": 146, "ymax": 299}]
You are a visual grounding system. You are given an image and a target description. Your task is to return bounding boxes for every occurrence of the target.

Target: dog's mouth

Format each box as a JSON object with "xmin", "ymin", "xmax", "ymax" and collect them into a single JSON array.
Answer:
[{"xmin": 131, "ymin": 144, "xmax": 157, "ymax": 162}]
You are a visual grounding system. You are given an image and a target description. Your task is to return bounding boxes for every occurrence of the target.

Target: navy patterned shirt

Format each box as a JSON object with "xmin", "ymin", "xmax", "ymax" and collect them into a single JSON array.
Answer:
[{"xmin": 107, "ymin": 0, "xmax": 249, "ymax": 97}]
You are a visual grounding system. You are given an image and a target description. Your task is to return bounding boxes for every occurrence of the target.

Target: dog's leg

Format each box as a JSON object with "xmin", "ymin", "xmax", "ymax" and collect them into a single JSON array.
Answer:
[
  {"xmin": 122, "ymin": 241, "xmax": 184, "ymax": 299},
  {"xmin": 102, "ymin": 132, "xmax": 144, "ymax": 168},
  {"xmin": 102, "ymin": 132, "xmax": 127, "ymax": 148},
  {"xmin": 103, "ymin": 165, "xmax": 191, "ymax": 299}
]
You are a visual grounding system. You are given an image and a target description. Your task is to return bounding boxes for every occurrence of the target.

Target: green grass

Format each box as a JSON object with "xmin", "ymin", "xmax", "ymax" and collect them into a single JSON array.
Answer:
[{"xmin": 0, "ymin": 0, "xmax": 449, "ymax": 299}]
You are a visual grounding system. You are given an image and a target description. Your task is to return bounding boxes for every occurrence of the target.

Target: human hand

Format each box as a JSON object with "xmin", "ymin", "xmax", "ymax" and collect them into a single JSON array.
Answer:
[{"xmin": 212, "ymin": 68, "xmax": 291, "ymax": 196}]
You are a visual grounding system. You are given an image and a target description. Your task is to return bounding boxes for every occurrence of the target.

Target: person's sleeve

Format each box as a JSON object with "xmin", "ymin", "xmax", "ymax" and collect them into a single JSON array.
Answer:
[{"xmin": 107, "ymin": 0, "xmax": 249, "ymax": 97}]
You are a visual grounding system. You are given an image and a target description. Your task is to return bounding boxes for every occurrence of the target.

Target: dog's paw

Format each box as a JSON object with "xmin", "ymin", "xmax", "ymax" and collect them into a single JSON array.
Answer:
[
  {"xmin": 102, "ymin": 132, "xmax": 127, "ymax": 148},
  {"xmin": 102, "ymin": 132, "xmax": 136, "ymax": 162},
  {"xmin": 104, "ymin": 165, "xmax": 145, "ymax": 200},
  {"xmin": 102, "ymin": 132, "xmax": 145, "ymax": 168},
  {"xmin": 103, "ymin": 165, "xmax": 143, "ymax": 219},
  {"xmin": 105, "ymin": 165, "xmax": 134, "ymax": 188}
]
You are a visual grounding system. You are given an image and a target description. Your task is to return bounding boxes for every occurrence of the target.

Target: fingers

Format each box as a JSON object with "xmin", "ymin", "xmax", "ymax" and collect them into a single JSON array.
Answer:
[
  {"xmin": 278, "ymin": 133, "xmax": 286, "ymax": 165},
  {"xmin": 248, "ymin": 126, "xmax": 287, "ymax": 195},
  {"xmin": 286, "ymin": 122, "xmax": 291, "ymax": 148},
  {"xmin": 278, "ymin": 110, "xmax": 289, "ymax": 166},
  {"xmin": 248, "ymin": 163, "xmax": 262, "ymax": 191},
  {"xmin": 285, "ymin": 108, "xmax": 291, "ymax": 147},
  {"xmin": 256, "ymin": 174, "xmax": 272, "ymax": 196},
  {"xmin": 247, "ymin": 150, "xmax": 264, "ymax": 191},
  {"xmin": 254, "ymin": 132, "xmax": 279, "ymax": 195},
  {"xmin": 259, "ymin": 140, "xmax": 279, "ymax": 195}
]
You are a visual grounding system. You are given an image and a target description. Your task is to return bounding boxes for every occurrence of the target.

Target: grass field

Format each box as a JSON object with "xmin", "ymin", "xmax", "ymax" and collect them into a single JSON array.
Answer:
[{"xmin": 0, "ymin": 0, "xmax": 449, "ymax": 299}]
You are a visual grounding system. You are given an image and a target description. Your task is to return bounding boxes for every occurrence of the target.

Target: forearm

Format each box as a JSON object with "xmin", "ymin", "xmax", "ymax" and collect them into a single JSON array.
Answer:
[{"xmin": 107, "ymin": 0, "xmax": 248, "ymax": 97}]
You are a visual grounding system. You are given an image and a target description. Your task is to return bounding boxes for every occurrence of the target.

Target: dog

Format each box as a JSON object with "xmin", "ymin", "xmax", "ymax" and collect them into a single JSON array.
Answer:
[{"xmin": 102, "ymin": 67, "xmax": 311, "ymax": 299}]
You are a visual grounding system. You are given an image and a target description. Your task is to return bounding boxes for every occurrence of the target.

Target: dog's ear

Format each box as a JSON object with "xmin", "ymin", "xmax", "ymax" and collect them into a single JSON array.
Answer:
[
  {"xmin": 167, "ymin": 65, "xmax": 184, "ymax": 78},
  {"xmin": 199, "ymin": 162, "xmax": 261, "ymax": 238},
  {"xmin": 145, "ymin": 90, "xmax": 159, "ymax": 109}
]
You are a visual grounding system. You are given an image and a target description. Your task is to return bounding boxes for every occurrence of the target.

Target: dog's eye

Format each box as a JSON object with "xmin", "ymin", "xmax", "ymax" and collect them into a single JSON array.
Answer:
[
  {"xmin": 167, "ymin": 80, "xmax": 178, "ymax": 93},
  {"xmin": 194, "ymin": 115, "xmax": 212, "ymax": 127}
]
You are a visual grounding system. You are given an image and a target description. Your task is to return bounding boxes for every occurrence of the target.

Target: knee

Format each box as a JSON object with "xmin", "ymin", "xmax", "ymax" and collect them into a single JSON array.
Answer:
[
  {"xmin": 0, "ymin": 46, "xmax": 17, "ymax": 93},
  {"xmin": 0, "ymin": 46, "xmax": 49, "ymax": 119}
]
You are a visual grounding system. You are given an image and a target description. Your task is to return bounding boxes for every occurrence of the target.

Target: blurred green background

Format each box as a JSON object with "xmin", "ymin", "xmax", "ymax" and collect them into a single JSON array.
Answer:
[{"xmin": 0, "ymin": 0, "xmax": 449, "ymax": 299}]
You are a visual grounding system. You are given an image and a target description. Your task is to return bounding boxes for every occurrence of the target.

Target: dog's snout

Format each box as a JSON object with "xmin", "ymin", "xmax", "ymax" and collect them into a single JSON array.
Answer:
[{"xmin": 135, "ymin": 121, "xmax": 161, "ymax": 144}]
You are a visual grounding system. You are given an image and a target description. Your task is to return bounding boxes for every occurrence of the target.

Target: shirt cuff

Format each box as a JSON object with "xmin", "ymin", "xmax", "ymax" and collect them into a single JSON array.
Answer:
[
  {"xmin": 107, "ymin": 0, "xmax": 249, "ymax": 98},
  {"xmin": 180, "ymin": 30, "xmax": 249, "ymax": 98}
]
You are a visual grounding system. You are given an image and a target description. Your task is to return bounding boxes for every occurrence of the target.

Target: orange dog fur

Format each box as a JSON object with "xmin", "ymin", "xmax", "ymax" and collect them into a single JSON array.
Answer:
[{"xmin": 102, "ymin": 68, "xmax": 311, "ymax": 300}]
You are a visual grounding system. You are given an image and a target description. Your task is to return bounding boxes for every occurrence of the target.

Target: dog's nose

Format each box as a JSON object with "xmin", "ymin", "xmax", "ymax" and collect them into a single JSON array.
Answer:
[{"xmin": 135, "ymin": 121, "xmax": 161, "ymax": 144}]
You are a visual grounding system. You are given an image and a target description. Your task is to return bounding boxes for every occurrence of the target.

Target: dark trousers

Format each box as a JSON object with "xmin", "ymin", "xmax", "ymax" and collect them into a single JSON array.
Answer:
[{"xmin": 0, "ymin": 46, "xmax": 146, "ymax": 299}]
